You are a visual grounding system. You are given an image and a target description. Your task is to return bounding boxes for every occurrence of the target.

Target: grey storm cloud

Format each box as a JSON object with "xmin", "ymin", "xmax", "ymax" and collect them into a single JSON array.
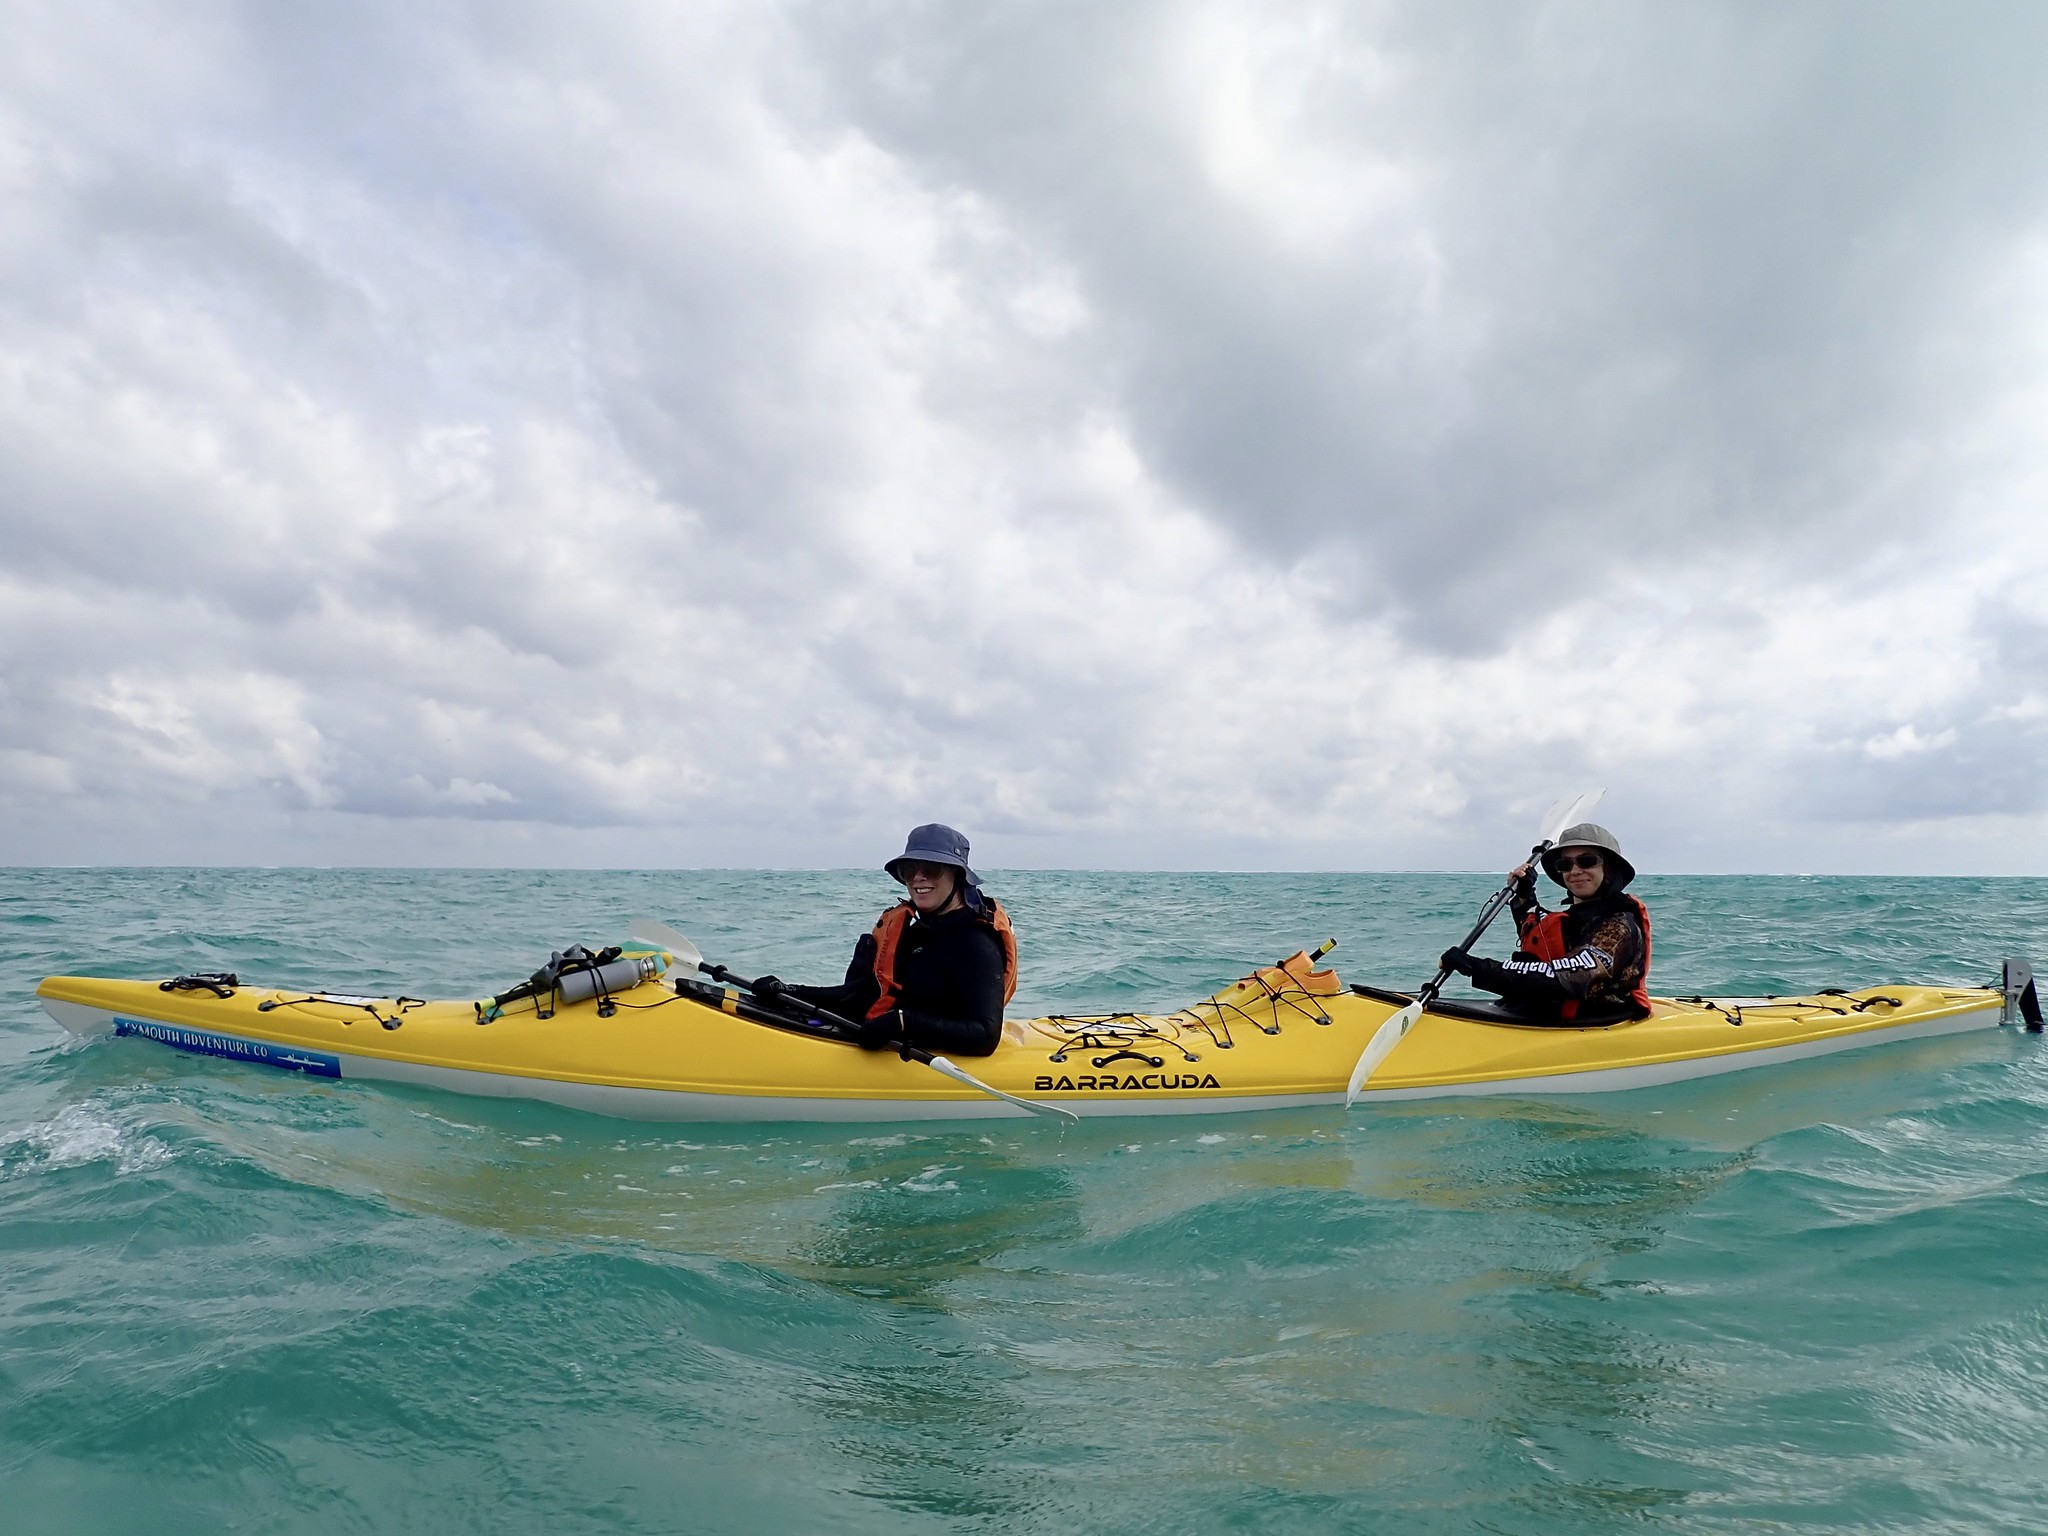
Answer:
[
  {"xmin": 1, "ymin": 0, "xmax": 2045, "ymax": 872},
  {"xmin": 795, "ymin": 1, "xmax": 2048, "ymax": 634}
]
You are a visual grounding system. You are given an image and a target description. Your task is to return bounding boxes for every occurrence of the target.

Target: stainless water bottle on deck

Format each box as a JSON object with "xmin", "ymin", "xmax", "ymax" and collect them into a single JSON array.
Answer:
[{"xmin": 557, "ymin": 954, "xmax": 661, "ymax": 1004}]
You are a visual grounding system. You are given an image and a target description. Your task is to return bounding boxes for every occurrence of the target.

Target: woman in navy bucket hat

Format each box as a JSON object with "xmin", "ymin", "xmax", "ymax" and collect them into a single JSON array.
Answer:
[{"xmin": 752, "ymin": 825, "xmax": 1019, "ymax": 1057}]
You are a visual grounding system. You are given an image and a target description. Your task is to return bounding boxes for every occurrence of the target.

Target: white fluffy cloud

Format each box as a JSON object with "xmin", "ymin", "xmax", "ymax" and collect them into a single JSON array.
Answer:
[{"xmin": 1, "ymin": 0, "xmax": 2045, "ymax": 872}]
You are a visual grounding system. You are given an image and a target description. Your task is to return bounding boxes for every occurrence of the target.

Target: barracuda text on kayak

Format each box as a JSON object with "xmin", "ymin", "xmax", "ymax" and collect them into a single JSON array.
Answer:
[{"xmin": 1034, "ymin": 1072, "xmax": 1223, "ymax": 1092}]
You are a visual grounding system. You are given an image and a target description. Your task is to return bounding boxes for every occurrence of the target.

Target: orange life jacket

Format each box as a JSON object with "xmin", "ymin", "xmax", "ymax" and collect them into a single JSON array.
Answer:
[
  {"xmin": 1518, "ymin": 893, "xmax": 1653, "ymax": 1020},
  {"xmin": 866, "ymin": 897, "xmax": 1019, "ymax": 1021}
]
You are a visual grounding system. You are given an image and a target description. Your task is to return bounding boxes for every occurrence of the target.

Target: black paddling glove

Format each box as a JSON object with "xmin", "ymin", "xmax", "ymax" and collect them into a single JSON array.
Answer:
[
  {"xmin": 752, "ymin": 975, "xmax": 785, "ymax": 1003},
  {"xmin": 853, "ymin": 1009, "xmax": 901, "ymax": 1050},
  {"xmin": 1439, "ymin": 947, "xmax": 1475, "ymax": 976}
]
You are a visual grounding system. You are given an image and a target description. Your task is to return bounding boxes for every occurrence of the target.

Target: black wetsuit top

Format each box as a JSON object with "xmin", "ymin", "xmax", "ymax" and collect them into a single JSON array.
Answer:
[{"xmin": 785, "ymin": 904, "xmax": 1007, "ymax": 1057}]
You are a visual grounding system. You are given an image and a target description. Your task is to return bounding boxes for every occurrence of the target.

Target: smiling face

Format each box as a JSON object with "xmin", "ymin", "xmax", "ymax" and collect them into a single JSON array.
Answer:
[
  {"xmin": 899, "ymin": 859, "xmax": 963, "ymax": 916},
  {"xmin": 1553, "ymin": 847, "xmax": 1607, "ymax": 901}
]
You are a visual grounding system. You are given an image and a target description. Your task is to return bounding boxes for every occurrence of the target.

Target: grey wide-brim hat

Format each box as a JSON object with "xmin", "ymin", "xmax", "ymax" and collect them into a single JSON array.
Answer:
[
  {"xmin": 885, "ymin": 823, "xmax": 980, "ymax": 887},
  {"xmin": 1542, "ymin": 822, "xmax": 1637, "ymax": 891}
]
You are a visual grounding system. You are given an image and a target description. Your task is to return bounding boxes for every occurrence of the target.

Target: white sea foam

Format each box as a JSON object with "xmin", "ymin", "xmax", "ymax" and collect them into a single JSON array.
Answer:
[
  {"xmin": 0, "ymin": 1103, "xmax": 173, "ymax": 1176},
  {"xmin": 413, "ymin": 1111, "xmax": 486, "ymax": 1133}
]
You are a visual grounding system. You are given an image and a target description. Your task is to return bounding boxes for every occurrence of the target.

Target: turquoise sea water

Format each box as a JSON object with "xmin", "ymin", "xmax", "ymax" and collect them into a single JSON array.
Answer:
[{"xmin": 6, "ymin": 868, "xmax": 2048, "ymax": 1534}]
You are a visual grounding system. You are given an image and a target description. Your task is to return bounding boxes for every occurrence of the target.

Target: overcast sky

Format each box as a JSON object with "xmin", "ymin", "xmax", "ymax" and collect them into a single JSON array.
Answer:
[{"xmin": 3, "ymin": 1, "xmax": 2045, "ymax": 873}]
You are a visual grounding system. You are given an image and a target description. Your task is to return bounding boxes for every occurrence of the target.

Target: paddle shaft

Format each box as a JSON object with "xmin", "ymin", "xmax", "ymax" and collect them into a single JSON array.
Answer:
[
  {"xmin": 695, "ymin": 960, "xmax": 1076, "ymax": 1120},
  {"xmin": 699, "ymin": 961, "xmax": 870, "ymax": 1040},
  {"xmin": 700, "ymin": 962, "xmax": 1081, "ymax": 1122},
  {"xmin": 1412, "ymin": 841, "xmax": 1548, "ymax": 1007}
]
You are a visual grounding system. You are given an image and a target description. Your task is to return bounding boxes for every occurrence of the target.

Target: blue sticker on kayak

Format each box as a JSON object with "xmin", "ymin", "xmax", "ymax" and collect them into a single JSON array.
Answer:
[{"xmin": 114, "ymin": 1018, "xmax": 342, "ymax": 1078}]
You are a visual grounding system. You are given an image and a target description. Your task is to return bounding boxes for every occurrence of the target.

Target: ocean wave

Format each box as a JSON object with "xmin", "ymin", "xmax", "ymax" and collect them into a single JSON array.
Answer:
[{"xmin": 0, "ymin": 1101, "xmax": 174, "ymax": 1178}]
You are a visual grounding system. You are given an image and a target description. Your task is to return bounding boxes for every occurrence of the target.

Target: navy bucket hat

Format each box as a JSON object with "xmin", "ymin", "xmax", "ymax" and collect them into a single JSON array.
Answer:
[{"xmin": 885, "ymin": 823, "xmax": 979, "ymax": 888}]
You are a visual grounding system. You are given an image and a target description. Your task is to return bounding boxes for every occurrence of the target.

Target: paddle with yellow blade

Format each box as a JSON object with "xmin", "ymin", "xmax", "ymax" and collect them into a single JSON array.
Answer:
[
  {"xmin": 1343, "ymin": 790, "xmax": 1605, "ymax": 1107},
  {"xmin": 627, "ymin": 919, "xmax": 1078, "ymax": 1122}
]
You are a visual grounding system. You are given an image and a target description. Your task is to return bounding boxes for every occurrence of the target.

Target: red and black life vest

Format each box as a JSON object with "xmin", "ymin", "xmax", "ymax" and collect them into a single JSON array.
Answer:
[
  {"xmin": 1518, "ymin": 894, "xmax": 1653, "ymax": 1020},
  {"xmin": 866, "ymin": 898, "xmax": 1019, "ymax": 1021}
]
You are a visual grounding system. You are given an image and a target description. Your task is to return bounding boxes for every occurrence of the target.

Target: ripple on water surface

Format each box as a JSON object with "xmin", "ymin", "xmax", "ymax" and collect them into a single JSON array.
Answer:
[{"xmin": 4, "ymin": 868, "xmax": 2048, "ymax": 1533}]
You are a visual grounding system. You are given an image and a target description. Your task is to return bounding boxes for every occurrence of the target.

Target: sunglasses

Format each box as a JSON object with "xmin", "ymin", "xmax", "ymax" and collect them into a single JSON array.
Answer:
[
  {"xmin": 897, "ymin": 860, "xmax": 955, "ymax": 881},
  {"xmin": 1554, "ymin": 852, "xmax": 1604, "ymax": 872}
]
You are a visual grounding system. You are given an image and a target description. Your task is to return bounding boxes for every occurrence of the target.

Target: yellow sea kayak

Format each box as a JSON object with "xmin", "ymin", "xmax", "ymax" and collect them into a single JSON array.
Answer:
[{"xmin": 36, "ymin": 948, "xmax": 2031, "ymax": 1123}]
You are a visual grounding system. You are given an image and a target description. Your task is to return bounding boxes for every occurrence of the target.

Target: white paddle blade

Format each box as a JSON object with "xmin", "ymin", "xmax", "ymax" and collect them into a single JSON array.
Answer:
[
  {"xmin": 1345, "ymin": 999, "xmax": 1422, "ymax": 1106},
  {"xmin": 627, "ymin": 919, "xmax": 704, "ymax": 973},
  {"xmin": 1539, "ymin": 787, "xmax": 1606, "ymax": 846},
  {"xmin": 925, "ymin": 1055, "xmax": 1080, "ymax": 1122}
]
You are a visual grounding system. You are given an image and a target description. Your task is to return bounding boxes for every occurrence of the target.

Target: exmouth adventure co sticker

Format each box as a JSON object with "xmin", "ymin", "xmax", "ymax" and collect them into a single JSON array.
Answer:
[{"xmin": 114, "ymin": 1018, "xmax": 341, "ymax": 1077}]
